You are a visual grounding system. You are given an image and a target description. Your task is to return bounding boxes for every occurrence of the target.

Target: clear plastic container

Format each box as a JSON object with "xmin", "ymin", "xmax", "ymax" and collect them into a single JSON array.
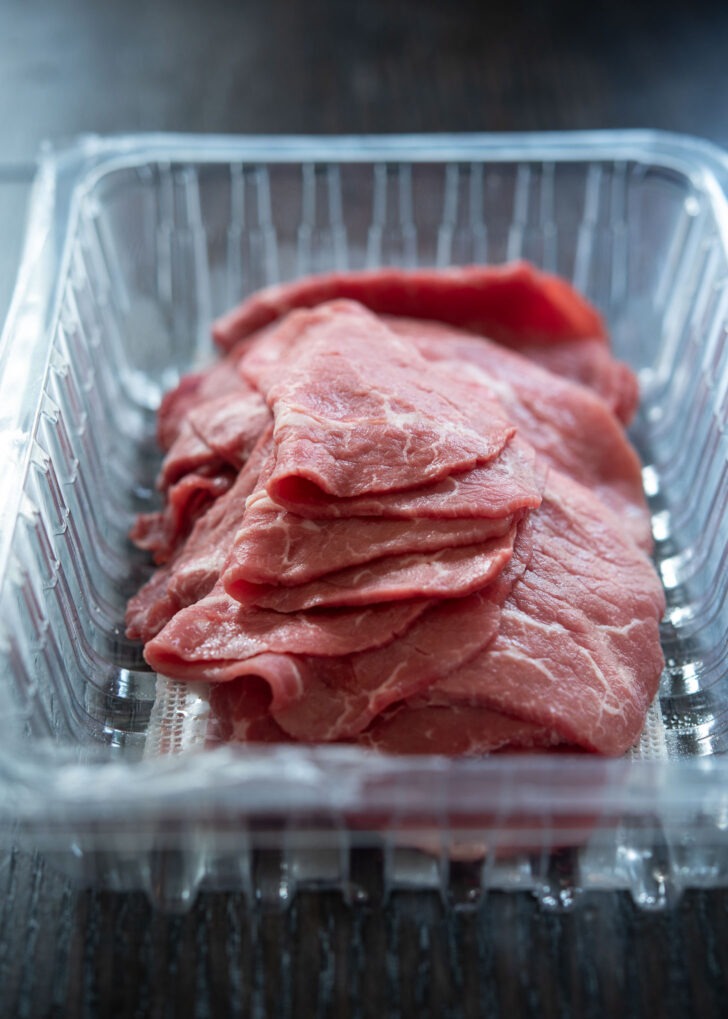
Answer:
[{"xmin": 0, "ymin": 132, "xmax": 727, "ymax": 912}]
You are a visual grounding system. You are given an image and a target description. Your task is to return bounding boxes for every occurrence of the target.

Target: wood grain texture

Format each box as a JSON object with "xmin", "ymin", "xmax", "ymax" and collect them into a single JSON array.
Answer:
[
  {"xmin": 1, "ymin": 0, "xmax": 728, "ymax": 162},
  {"xmin": 2, "ymin": 852, "xmax": 728, "ymax": 1019}
]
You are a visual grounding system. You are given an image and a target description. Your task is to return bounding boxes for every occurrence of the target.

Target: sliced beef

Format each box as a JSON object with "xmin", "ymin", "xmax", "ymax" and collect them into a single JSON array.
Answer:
[
  {"xmin": 130, "ymin": 465, "xmax": 236, "ymax": 565},
  {"xmin": 270, "ymin": 591, "xmax": 504, "ymax": 741},
  {"xmin": 240, "ymin": 301, "xmax": 515, "ymax": 501},
  {"xmin": 265, "ymin": 435, "xmax": 545, "ymax": 520},
  {"xmin": 145, "ymin": 385, "xmax": 271, "ymax": 562},
  {"xmin": 147, "ymin": 593, "xmax": 502, "ymax": 743},
  {"xmin": 187, "ymin": 389, "xmax": 271, "ymax": 470},
  {"xmin": 144, "ymin": 588, "xmax": 505, "ymax": 742},
  {"xmin": 158, "ymin": 386, "xmax": 269, "ymax": 490},
  {"xmin": 143, "ymin": 590, "xmax": 435, "ymax": 684},
  {"xmin": 158, "ymin": 418, "xmax": 222, "ymax": 491},
  {"xmin": 235, "ymin": 529, "xmax": 516, "ymax": 611},
  {"xmin": 213, "ymin": 263, "xmax": 635, "ymax": 423},
  {"xmin": 156, "ymin": 348, "xmax": 263, "ymax": 451},
  {"xmin": 146, "ymin": 470, "xmax": 663, "ymax": 756},
  {"xmin": 407, "ymin": 471, "xmax": 665, "ymax": 756},
  {"xmin": 147, "ymin": 574, "xmax": 522, "ymax": 743},
  {"xmin": 388, "ymin": 318, "xmax": 651, "ymax": 549},
  {"xmin": 223, "ymin": 494, "xmax": 519, "ymax": 592},
  {"xmin": 129, "ymin": 265, "xmax": 662, "ymax": 761},
  {"xmin": 213, "ymin": 262, "xmax": 607, "ymax": 354},
  {"xmin": 125, "ymin": 430, "xmax": 273, "ymax": 643}
]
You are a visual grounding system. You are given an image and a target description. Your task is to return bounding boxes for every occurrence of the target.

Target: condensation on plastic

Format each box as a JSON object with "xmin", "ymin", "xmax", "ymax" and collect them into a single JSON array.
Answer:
[{"xmin": 0, "ymin": 132, "xmax": 727, "ymax": 912}]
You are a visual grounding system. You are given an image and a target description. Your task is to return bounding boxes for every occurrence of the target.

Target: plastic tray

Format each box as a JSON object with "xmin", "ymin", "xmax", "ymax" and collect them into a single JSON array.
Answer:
[{"xmin": 0, "ymin": 132, "xmax": 727, "ymax": 912}]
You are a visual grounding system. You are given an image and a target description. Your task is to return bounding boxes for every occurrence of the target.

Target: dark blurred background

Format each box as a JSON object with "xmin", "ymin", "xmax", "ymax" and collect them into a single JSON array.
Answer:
[{"xmin": 1, "ymin": 0, "xmax": 728, "ymax": 162}]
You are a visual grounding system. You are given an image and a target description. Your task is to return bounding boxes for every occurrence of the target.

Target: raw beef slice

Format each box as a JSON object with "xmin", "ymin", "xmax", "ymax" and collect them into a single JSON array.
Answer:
[
  {"xmin": 128, "ymin": 264, "xmax": 664, "ymax": 761},
  {"xmin": 130, "ymin": 465, "xmax": 236, "ymax": 565},
  {"xmin": 146, "ymin": 589, "xmax": 504, "ymax": 741},
  {"xmin": 234, "ymin": 530, "xmax": 518, "ymax": 612},
  {"xmin": 212, "ymin": 263, "xmax": 637, "ymax": 423},
  {"xmin": 241, "ymin": 300, "xmax": 515, "ymax": 501},
  {"xmin": 387, "ymin": 317, "xmax": 652, "ymax": 549},
  {"xmin": 223, "ymin": 498, "xmax": 520, "ymax": 593},
  {"xmin": 264, "ymin": 435, "xmax": 545, "ymax": 521},
  {"xmin": 213, "ymin": 262, "xmax": 608, "ymax": 353},
  {"xmin": 221, "ymin": 435, "xmax": 544, "ymax": 597},
  {"xmin": 143, "ymin": 589, "xmax": 437, "ymax": 687},
  {"xmin": 167, "ymin": 471, "xmax": 663, "ymax": 756},
  {"xmin": 126, "ymin": 430, "xmax": 273, "ymax": 643},
  {"xmin": 374, "ymin": 471, "xmax": 665, "ymax": 756}
]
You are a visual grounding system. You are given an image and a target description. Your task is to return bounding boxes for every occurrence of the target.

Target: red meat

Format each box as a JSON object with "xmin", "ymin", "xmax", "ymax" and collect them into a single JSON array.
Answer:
[
  {"xmin": 212, "ymin": 263, "xmax": 635, "ymax": 422},
  {"xmin": 130, "ymin": 465, "xmax": 235, "ymax": 565},
  {"xmin": 397, "ymin": 472, "xmax": 665, "ymax": 756},
  {"xmin": 242, "ymin": 301, "xmax": 515, "ymax": 502},
  {"xmin": 125, "ymin": 430, "xmax": 273, "ymax": 642},
  {"xmin": 233, "ymin": 529, "xmax": 517, "ymax": 611},
  {"xmin": 264, "ymin": 436, "xmax": 545, "ymax": 521},
  {"xmin": 213, "ymin": 262, "xmax": 607, "ymax": 353},
  {"xmin": 143, "ymin": 590, "xmax": 436, "ymax": 683},
  {"xmin": 156, "ymin": 347, "xmax": 264, "ymax": 451},
  {"xmin": 192, "ymin": 472, "xmax": 664, "ymax": 756},
  {"xmin": 388, "ymin": 318, "xmax": 651, "ymax": 549},
  {"xmin": 128, "ymin": 266, "xmax": 663, "ymax": 760}
]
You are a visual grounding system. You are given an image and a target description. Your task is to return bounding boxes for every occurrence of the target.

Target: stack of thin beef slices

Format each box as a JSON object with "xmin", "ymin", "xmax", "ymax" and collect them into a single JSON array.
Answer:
[{"xmin": 126, "ymin": 263, "xmax": 665, "ymax": 757}]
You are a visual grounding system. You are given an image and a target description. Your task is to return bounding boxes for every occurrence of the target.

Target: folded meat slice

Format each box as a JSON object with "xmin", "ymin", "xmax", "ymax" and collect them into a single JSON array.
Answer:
[
  {"xmin": 148, "ymin": 589, "xmax": 503, "ymax": 741},
  {"xmin": 213, "ymin": 263, "xmax": 635, "ymax": 423},
  {"xmin": 223, "ymin": 494, "xmax": 520, "ymax": 592},
  {"xmin": 175, "ymin": 470, "xmax": 663, "ymax": 755},
  {"xmin": 213, "ymin": 262, "xmax": 607, "ymax": 353},
  {"xmin": 130, "ymin": 465, "xmax": 236, "ymax": 565},
  {"xmin": 156, "ymin": 346, "xmax": 265, "ymax": 451},
  {"xmin": 389, "ymin": 318, "xmax": 651, "ymax": 549},
  {"xmin": 238, "ymin": 301, "xmax": 515, "ymax": 501},
  {"xmin": 270, "ymin": 591, "xmax": 504, "ymax": 741},
  {"xmin": 143, "ymin": 591, "xmax": 435, "ymax": 683},
  {"xmin": 158, "ymin": 386, "xmax": 270, "ymax": 491},
  {"xmin": 136, "ymin": 361, "xmax": 272, "ymax": 568},
  {"xmin": 187, "ymin": 390, "xmax": 271, "ymax": 470},
  {"xmin": 234, "ymin": 529, "xmax": 517, "ymax": 611},
  {"xmin": 158, "ymin": 419, "xmax": 224, "ymax": 491},
  {"xmin": 125, "ymin": 430, "xmax": 273, "ymax": 643},
  {"xmin": 266, "ymin": 435, "xmax": 545, "ymax": 520},
  {"xmin": 404, "ymin": 471, "xmax": 665, "ymax": 756}
]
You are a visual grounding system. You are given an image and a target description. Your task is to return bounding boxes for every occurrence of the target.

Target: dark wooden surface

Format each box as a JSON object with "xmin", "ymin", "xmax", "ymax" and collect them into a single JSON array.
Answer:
[
  {"xmin": 2, "ymin": 0, "xmax": 728, "ymax": 158},
  {"xmin": 2, "ymin": 847, "xmax": 728, "ymax": 1019},
  {"xmin": 2, "ymin": 1, "xmax": 728, "ymax": 1015}
]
